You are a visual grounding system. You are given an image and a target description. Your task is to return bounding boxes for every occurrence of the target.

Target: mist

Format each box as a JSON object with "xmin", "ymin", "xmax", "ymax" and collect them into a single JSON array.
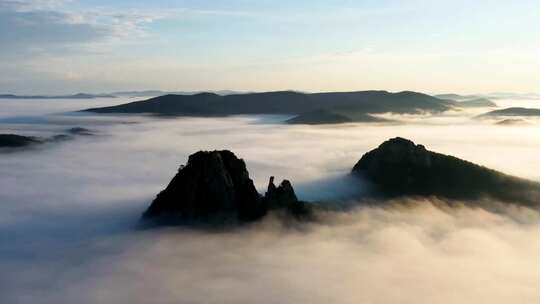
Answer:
[{"xmin": 2, "ymin": 97, "xmax": 540, "ymax": 303}]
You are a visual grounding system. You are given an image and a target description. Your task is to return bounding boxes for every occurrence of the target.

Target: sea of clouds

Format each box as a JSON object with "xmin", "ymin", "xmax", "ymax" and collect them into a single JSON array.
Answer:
[{"xmin": 1, "ymin": 97, "xmax": 540, "ymax": 303}]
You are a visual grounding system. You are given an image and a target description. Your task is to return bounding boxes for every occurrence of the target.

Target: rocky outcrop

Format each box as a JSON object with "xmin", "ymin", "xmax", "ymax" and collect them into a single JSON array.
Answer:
[
  {"xmin": 142, "ymin": 150, "xmax": 309, "ymax": 225},
  {"xmin": 352, "ymin": 137, "xmax": 540, "ymax": 205},
  {"xmin": 263, "ymin": 177, "xmax": 310, "ymax": 217},
  {"xmin": 143, "ymin": 150, "xmax": 265, "ymax": 223}
]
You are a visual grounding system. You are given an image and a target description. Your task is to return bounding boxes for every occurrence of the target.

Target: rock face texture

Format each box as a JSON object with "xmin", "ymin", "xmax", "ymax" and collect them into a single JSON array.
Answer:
[
  {"xmin": 142, "ymin": 150, "xmax": 310, "ymax": 225},
  {"xmin": 352, "ymin": 137, "xmax": 540, "ymax": 204},
  {"xmin": 143, "ymin": 150, "xmax": 266, "ymax": 223}
]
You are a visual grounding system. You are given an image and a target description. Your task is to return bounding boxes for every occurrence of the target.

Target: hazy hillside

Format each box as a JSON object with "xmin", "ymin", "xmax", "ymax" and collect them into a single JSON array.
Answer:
[
  {"xmin": 478, "ymin": 107, "xmax": 540, "ymax": 118},
  {"xmin": 434, "ymin": 93, "xmax": 480, "ymax": 101},
  {"xmin": 85, "ymin": 90, "xmax": 457, "ymax": 116},
  {"xmin": 458, "ymin": 98, "xmax": 497, "ymax": 107}
]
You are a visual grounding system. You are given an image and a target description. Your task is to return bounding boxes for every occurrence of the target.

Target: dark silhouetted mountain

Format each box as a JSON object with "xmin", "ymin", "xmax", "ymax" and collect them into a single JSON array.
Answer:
[
  {"xmin": 352, "ymin": 137, "xmax": 540, "ymax": 205},
  {"xmin": 0, "ymin": 93, "xmax": 115, "ymax": 99},
  {"xmin": 0, "ymin": 134, "xmax": 41, "ymax": 148},
  {"xmin": 478, "ymin": 107, "xmax": 540, "ymax": 118},
  {"xmin": 84, "ymin": 90, "xmax": 457, "ymax": 117},
  {"xmin": 458, "ymin": 98, "xmax": 497, "ymax": 108},
  {"xmin": 142, "ymin": 150, "xmax": 308, "ymax": 226},
  {"xmin": 263, "ymin": 176, "xmax": 310, "ymax": 218},
  {"xmin": 0, "ymin": 128, "xmax": 96, "ymax": 150},
  {"xmin": 143, "ymin": 150, "xmax": 265, "ymax": 223}
]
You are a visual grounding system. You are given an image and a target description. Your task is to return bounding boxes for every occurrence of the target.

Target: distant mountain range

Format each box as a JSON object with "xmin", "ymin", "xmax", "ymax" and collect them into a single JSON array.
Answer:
[
  {"xmin": 478, "ymin": 107, "xmax": 540, "ymax": 118},
  {"xmin": 434, "ymin": 93, "xmax": 481, "ymax": 101},
  {"xmin": 0, "ymin": 90, "xmax": 248, "ymax": 100},
  {"xmin": 111, "ymin": 90, "xmax": 250, "ymax": 97},
  {"xmin": 483, "ymin": 92, "xmax": 540, "ymax": 100},
  {"xmin": 84, "ymin": 90, "xmax": 459, "ymax": 123},
  {"xmin": 0, "ymin": 93, "xmax": 116, "ymax": 99},
  {"xmin": 435, "ymin": 94, "xmax": 497, "ymax": 107},
  {"xmin": 437, "ymin": 92, "xmax": 540, "ymax": 101},
  {"xmin": 3, "ymin": 90, "xmax": 536, "ymax": 102},
  {"xmin": 458, "ymin": 98, "xmax": 497, "ymax": 107}
]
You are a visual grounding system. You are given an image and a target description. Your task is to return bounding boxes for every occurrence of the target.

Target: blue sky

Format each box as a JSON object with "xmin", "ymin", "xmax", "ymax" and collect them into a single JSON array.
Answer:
[{"xmin": 1, "ymin": 0, "xmax": 539, "ymax": 94}]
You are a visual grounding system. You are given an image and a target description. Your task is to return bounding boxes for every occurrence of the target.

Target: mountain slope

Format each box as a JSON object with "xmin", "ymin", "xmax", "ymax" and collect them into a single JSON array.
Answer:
[
  {"xmin": 84, "ymin": 90, "xmax": 456, "ymax": 116},
  {"xmin": 478, "ymin": 107, "xmax": 540, "ymax": 118},
  {"xmin": 458, "ymin": 98, "xmax": 497, "ymax": 107},
  {"xmin": 352, "ymin": 137, "xmax": 540, "ymax": 205}
]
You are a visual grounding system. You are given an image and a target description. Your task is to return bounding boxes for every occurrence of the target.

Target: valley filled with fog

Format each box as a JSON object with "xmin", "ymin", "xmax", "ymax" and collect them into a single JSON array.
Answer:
[{"xmin": 2, "ymin": 97, "xmax": 540, "ymax": 303}]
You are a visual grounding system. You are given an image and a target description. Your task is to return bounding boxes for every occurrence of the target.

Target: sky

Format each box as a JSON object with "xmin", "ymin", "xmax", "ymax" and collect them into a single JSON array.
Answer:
[{"xmin": 1, "ymin": 0, "xmax": 539, "ymax": 94}]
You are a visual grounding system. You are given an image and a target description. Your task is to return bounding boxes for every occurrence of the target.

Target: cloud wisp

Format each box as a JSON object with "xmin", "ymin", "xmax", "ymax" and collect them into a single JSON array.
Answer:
[{"xmin": 0, "ymin": 0, "xmax": 161, "ymax": 55}]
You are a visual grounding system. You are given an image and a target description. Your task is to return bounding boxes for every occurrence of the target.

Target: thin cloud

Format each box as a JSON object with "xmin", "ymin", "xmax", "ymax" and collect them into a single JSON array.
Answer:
[{"xmin": 0, "ymin": 1, "xmax": 161, "ymax": 54}]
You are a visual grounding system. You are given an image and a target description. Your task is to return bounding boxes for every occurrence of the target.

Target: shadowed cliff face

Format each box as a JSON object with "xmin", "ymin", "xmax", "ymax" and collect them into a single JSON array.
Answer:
[
  {"xmin": 143, "ymin": 150, "xmax": 266, "ymax": 223},
  {"xmin": 263, "ymin": 176, "xmax": 311, "ymax": 218},
  {"xmin": 352, "ymin": 137, "xmax": 540, "ymax": 205},
  {"xmin": 142, "ymin": 150, "xmax": 309, "ymax": 225},
  {"xmin": 145, "ymin": 139, "xmax": 540, "ymax": 226}
]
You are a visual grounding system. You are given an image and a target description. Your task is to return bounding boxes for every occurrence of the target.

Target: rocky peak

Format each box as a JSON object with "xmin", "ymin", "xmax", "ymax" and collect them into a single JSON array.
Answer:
[
  {"xmin": 142, "ymin": 151, "xmax": 310, "ymax": 226},
  {"xmin": 264, "ymin": 176, "xmax": 299, "ymax": 209},
  {"xmin": 263, "ymin": 176, "xmax": 311, "ymax": 218},
  {"xmin": 372, "ymin": 137, "xmax": 431, "ymax": 167},
  {"xmin": 352, "ymin": 137, "xmax": 432, "ymax": 189},
  {"xmin": 352, "ymin": 137, "xmax": 540, "ymax": 204},
  {"xmin": 142, "ymin": 150, "xmax": 265, "ymax": 224}
]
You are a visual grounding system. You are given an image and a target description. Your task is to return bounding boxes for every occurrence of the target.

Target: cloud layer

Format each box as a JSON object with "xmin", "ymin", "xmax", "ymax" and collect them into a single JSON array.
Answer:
[{"xmin": 2, "ymin": 98, "xmax": 540, "ymax": 303}]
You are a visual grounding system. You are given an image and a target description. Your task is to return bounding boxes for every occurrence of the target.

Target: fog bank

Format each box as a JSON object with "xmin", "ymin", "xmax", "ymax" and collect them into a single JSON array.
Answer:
[
  {"xmin": 2, "ymin": 97, "xmax": 540, "ymax": 303},
  {"xmin": 4, "ymin": 201, "xmax": 540, "ymax": 304}
]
